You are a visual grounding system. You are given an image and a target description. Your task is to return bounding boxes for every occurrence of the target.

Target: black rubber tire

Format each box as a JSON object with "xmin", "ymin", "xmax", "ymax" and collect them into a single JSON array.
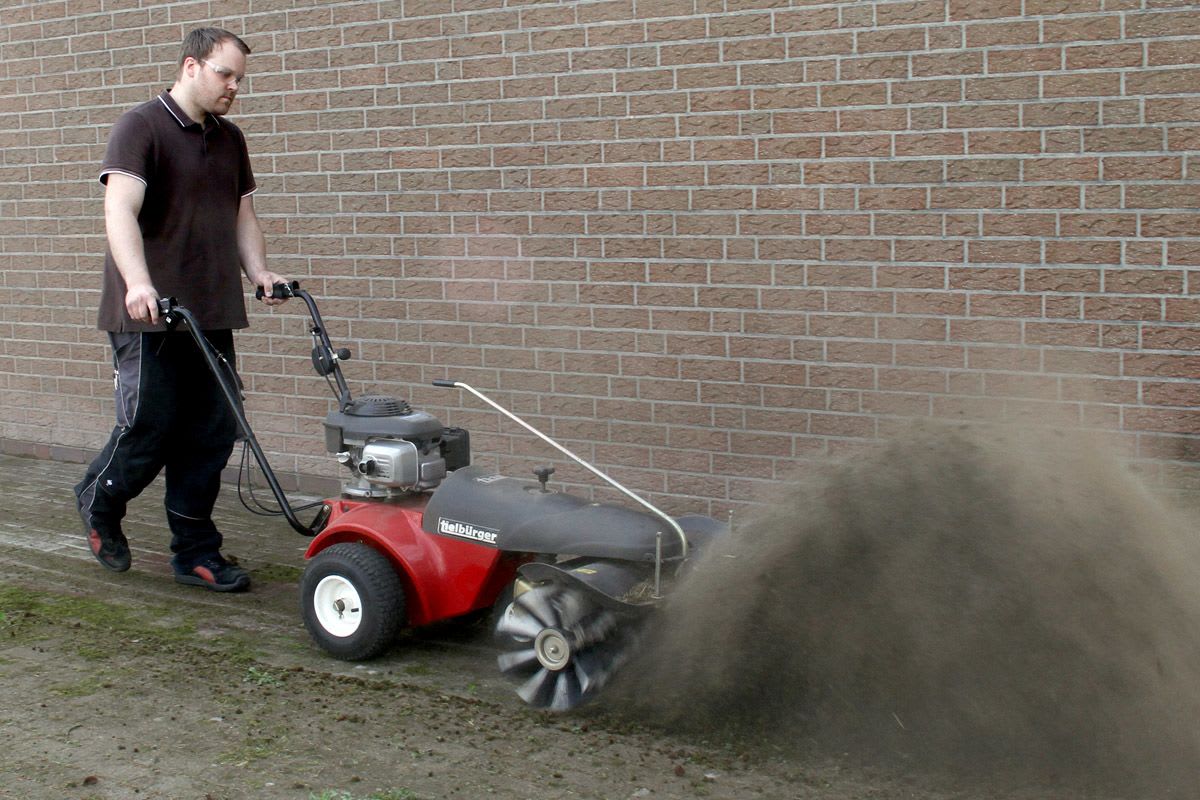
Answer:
[{"xmin": 299, "ymin": 542, "xmax": 405, "ymax": 661}]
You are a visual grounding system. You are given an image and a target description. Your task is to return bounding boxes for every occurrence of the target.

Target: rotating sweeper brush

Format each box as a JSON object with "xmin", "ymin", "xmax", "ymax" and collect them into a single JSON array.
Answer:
[
  {"xmin": 496, "ymin": 582, "xmax": 628, "ymax": 711},
  {"xmin": 157, "ymin": 282, "xmax": 728, "ymax": 711}
]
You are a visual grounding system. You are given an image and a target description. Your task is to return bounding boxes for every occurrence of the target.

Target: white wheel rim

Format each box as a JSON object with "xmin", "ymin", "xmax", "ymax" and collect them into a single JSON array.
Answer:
[{"xmin": 312, "ymin": 574, "xmax": 363, "ymax": 638}]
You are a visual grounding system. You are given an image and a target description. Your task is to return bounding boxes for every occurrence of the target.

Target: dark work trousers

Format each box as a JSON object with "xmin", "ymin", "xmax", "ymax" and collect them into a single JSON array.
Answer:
[{"xmin": 75, "ymin": 329, "xmax": 240, "ymax": 572}]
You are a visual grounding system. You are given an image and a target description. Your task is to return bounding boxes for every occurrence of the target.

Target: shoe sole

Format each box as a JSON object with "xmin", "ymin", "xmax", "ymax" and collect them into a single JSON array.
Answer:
[
  {"xmin": 90, "ymin": 548, "xmax": 132, "ymax": 573},
  {"xmin": 174, "ymin": 573, "xmax": 250, "ymax": 593}
]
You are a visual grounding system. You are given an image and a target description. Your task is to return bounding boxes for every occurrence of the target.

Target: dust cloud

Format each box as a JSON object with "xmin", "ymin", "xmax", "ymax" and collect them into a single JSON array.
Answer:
[{"xmin": 614, "ymin": 420, "xmax": 1200, "ymax": 795}]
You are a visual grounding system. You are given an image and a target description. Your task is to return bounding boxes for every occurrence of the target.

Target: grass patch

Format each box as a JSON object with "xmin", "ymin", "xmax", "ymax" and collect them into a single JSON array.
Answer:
[
  {"xmin": 0, "ymin": 583, "xmax": 196, "ymax": 644},
  {"xmin": 218, "ymin": 635, "xmax": 280, "ymax": 668},
  {"xmin": 0, "ymin": 582, "xmax": 280, "ymax": 668},
  {"xmin": 244, "ymin": 665, "xmax": 284, "ymax": 687},
  {"xmin": 218, "ymin": 737, "xmax": 280, "ymax": 766},
  {"xmin": 251, "ymin": 563, "xmax": 304, "ymax": 583},
  {"xmin": 49, "ymin": 676, "xmax": 108, "ymax": 698},
  {"xmin": 72, "ymin": 643, "xmax": 117, "ymax": 661}
]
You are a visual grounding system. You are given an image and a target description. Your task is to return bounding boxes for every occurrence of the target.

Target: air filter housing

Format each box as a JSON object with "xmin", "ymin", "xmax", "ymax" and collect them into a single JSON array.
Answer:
[{"xmin": 324, "ymin": 395, "xmax": 444, "ymax": 454}]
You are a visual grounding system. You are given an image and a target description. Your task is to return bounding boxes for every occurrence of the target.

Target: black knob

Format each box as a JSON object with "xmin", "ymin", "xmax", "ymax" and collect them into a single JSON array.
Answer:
[{"xmin": 533, "ymin": 466, "xmax": 555, "ymax": 492}]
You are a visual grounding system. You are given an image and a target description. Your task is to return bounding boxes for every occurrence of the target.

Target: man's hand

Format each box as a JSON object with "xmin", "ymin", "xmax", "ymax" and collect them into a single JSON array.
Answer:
[
  {"xmin": 126, "ymin": 282, "xmax": 160, "ymax": 323},
  {"xmin": 253, "ymin": 271, "xmax": 290, "ymax": 306}
]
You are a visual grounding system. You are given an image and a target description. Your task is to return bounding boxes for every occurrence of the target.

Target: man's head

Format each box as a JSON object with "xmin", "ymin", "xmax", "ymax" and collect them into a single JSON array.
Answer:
[{"xmin": 174, "ymin": 27, "xmax": 251, "ymax": 118}]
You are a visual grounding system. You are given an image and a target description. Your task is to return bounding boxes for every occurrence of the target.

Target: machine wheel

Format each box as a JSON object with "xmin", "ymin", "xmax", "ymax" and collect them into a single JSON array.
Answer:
[
  {"xmin": 300, "ymin": 542, "xmax": 404, "ymax": 661},
  {"xmin": 495, "ymin": 582, "xmax": 629, "ymax": 712}
]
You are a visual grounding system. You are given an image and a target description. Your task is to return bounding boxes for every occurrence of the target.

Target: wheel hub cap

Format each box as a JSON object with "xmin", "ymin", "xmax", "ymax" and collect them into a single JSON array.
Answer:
[
  {"xmin": 312, "ymin": 574, "xmax": 362, "ymax": 638},
  {"xmin": 534, "ymin": 628, "xmax": 571, "ymax": 671}
]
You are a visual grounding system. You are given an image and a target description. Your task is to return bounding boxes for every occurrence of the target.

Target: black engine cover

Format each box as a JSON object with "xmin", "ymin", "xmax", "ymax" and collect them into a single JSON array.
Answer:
[{"xmin": 420, "ymin": 465, "xmax": 686, "ymax": 562}]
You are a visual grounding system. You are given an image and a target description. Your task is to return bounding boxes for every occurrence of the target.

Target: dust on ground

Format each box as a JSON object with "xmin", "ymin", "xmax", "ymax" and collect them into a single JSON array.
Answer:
[{"xmin": 616, "ymin": 420, "xmax": 1200, "ymax": 798}]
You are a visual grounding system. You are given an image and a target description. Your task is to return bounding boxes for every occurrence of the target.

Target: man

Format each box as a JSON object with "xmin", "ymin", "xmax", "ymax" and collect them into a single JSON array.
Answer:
[{"xmin": 75, "ymin": 27, "xmax": 288, "ymax": 592}]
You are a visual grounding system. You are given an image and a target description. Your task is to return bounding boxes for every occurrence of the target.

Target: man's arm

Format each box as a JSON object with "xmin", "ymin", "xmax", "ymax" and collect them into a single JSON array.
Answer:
[
  {"xmin": 237, "ymin": 195, "xmax": 287, "ymax": 306},
  {"xmin": 104, "ymin": 173, "xmax": 160, "ymax": 323}
]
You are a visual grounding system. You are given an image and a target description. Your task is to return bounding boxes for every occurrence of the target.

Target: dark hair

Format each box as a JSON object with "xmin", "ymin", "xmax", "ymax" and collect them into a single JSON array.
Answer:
[{"xmin": 178, "ymin": 27, "xmax": 250, "ymax": 67}]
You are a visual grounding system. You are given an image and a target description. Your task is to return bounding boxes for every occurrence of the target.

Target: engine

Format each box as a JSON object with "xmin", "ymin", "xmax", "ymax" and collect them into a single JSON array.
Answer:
[{"xmin": 324, "ymin": 394, "xmax": 470, "ymax": 498}]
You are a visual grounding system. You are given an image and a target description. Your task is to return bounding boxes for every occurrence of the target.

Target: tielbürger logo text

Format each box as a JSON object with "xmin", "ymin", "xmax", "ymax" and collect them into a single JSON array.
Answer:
[{"xmin": 437, "ymin": 517, "xmax": 498, "ymax": 545}]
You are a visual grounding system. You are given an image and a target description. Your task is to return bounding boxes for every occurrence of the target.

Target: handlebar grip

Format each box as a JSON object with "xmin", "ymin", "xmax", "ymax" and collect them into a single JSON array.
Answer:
[
  {"xmin": 155, "ymin": 297, "xmax": 178, "ymax": 315},
  {"xmin": 255, "ymin": 280, "xmax": 300, "ymax": 300},
  {"xmin": 432, "ymin": 379, "xmax": 458, "ymax": 388}
]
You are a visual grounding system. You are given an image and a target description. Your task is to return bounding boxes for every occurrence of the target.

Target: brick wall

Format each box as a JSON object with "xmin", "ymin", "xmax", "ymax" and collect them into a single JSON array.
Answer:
[{"xmin": 1, "ymin": 0, "xmax": 1198, "ymax": 515}]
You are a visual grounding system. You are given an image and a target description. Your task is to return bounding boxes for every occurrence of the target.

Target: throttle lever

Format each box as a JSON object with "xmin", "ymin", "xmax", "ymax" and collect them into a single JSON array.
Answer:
[{"xmin": 156, "ymin": 296, "xmax": 179, "ymax": 327}]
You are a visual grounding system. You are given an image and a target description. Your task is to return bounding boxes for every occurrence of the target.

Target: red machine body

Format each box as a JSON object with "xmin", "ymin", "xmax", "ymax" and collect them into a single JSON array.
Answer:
[
  {"xmin": 304, "ymin": 496, "xmax": 522, "ymax": 627},
  {"xmin": 162, "ymin": 283, "xmax": 723, "ymax": 711}
]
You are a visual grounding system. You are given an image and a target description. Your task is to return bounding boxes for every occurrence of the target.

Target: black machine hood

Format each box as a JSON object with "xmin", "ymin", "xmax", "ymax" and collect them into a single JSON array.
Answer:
[{"xmin": 420, "ymin": 465, "xmax": 686, "ymax": 562}]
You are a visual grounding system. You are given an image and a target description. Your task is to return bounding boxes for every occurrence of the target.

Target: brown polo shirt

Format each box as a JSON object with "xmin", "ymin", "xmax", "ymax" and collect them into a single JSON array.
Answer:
[{"xmin": 97, "ymin": 91, "xmax": 256, "ymax": 332}]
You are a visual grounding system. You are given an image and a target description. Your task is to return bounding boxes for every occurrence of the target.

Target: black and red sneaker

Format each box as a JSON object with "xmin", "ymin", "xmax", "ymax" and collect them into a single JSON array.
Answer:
[
  {"xmin": 174, "ymin": 554, "xmax": 250, "ymax": 593},
  {"xmin": 79, "ymin": 504, "xmax": 131, "ymax": 573},
  {"xmin": 86, "ymin": 525, "xmax": 131, "ymax": 572}
]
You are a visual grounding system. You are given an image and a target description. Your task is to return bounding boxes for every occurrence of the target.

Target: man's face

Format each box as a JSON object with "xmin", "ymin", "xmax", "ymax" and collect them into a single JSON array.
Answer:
[{"xmin": 187, "ymin": 39, "xmax": 247, "ymax": 117}]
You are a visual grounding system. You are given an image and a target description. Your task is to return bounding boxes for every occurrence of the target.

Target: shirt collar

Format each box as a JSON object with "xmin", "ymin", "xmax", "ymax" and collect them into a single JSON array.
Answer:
[{"xmin": 157, "ymin": 90, "xmax": 222, "ymax": 130}]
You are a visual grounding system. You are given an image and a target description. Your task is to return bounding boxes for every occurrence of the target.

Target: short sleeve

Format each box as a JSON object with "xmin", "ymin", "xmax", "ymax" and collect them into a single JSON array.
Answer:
[
  {"xmin": 234, "ymin": 124, "xmax": 256, "ymax": 198},
  {"xmin": 99, "ymin": 111, "xmax": 153, "ymax": 186}
]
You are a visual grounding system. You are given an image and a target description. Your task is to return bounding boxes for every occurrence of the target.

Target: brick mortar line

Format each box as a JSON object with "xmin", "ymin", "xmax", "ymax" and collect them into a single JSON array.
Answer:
[
  {"xmin": 251, "ymin": 157, "xmax": 1200, "ymax": 166},
  {"xmin": 7, "ymin": 66, "xmax": 1190, "ymax": 101},
  {"xmin": 0, "ymin": 48, "xmax": 1123, "ymax": 73},
  {"xmin": 8, "ymin": 36, "xmax": 1195, "ymax": 72}
]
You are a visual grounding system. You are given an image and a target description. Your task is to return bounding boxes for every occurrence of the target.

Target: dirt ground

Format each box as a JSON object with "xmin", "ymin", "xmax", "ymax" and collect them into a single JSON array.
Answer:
[{"xmin": 0, "ymin": 448, "xmax": 1192, "ymax": 800}]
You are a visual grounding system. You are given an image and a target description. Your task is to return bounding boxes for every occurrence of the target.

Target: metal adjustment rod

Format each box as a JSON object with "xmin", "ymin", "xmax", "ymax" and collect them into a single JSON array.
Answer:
[{"xmin": 433, "ymin": 378, "xmax": 688, "ymax": 561}]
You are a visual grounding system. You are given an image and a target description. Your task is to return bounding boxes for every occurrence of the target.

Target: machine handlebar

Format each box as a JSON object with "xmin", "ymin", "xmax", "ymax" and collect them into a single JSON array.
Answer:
[{"xmin": 255, "ymin": 280, "xmax": 300, "ymax": 301}]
